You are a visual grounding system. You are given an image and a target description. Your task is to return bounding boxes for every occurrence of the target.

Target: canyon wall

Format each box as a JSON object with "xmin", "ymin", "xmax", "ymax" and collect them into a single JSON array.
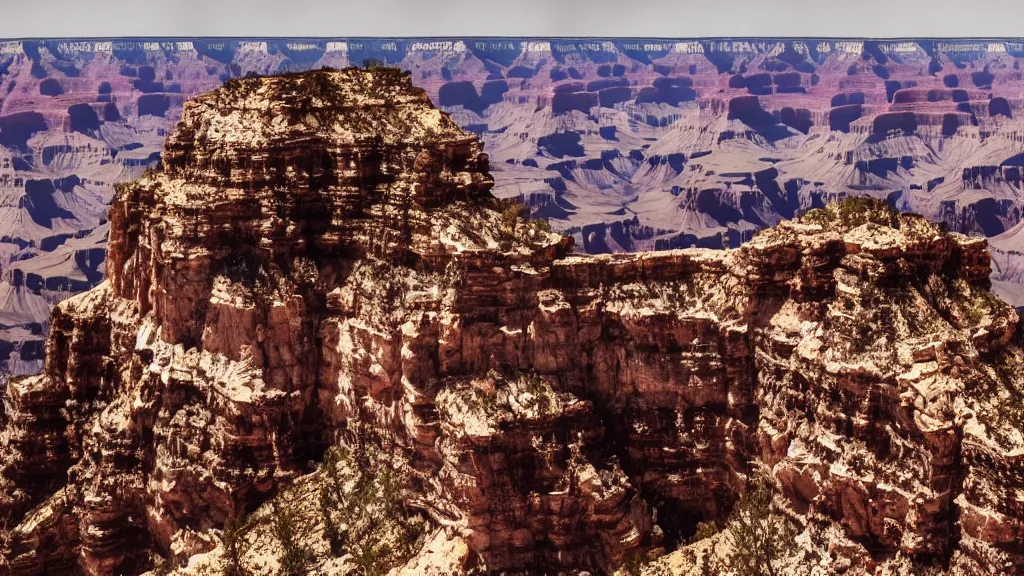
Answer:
[
  {"xmin": 0, "ymin": 68, "xmax": 1021, "ymax": 576},
  {"xmin": 6, "ymin": 39, "xmax": 1024, "ymax": 381}
]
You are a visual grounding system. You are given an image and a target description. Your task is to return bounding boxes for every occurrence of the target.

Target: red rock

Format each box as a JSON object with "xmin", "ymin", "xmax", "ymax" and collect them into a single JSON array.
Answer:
[{"xmin": 0, "ymin": 69, "xmax": 1022, "ymax": 576}]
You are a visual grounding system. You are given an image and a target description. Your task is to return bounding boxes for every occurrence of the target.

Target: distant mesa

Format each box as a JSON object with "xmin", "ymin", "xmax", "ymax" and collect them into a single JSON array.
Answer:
[
  {"xmin": 780, "ymin": 107, "xmax": 812, "ymax": 134},
  {"xmin": 538, "ymin": 131, "xmax": 585, "ymax": 158},
  {"xmin": 552, "ymin": 90, "xmax": 597, "ymax": 114},
  {"xmin": 727, "ymin": 95, "xmax": 793, "ymax": 141}
]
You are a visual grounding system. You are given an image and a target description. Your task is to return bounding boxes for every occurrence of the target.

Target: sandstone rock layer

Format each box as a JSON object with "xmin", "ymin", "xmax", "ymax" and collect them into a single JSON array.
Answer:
[{"xmin": 0, "ymin": 69, "xmax": 1022, "ymax": 576}]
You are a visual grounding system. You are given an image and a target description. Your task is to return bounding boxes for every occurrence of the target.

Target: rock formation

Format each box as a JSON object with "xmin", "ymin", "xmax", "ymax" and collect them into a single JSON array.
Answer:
[
  {"xmin": 8, "ymin": 38, "xmax": 1024, "ymax": 383},
  {"xmin": 0, "ymin": 68, "xmax": 1022, "ymax": 576}
]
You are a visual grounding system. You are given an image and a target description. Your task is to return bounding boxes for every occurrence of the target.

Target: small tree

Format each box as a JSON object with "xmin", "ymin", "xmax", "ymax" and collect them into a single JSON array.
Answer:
[
  {"xmin": 317, "ymin": 446, "xmax": 425, "ymax": 575},
  {"xmin": 319, "ymin": 483, "xmax": 345, "ymax": 556},
  {"xmin": 221, "ymin": 514, "xmax": 250, "ymax": 576},
  {"xmin": 270, "ymin": 500, "xmax": 314, "ymax": 576},
  {"xmin": 696, "ymin": 551, "xmax": 723, "ymax": 576},
  {"xmin": 690, "ymin": 520, "xmax": 719, "ymax": 544},
  {"xmin": 724, "ymin": 476, "xmax": 796, "ymax": 576},
  {"xmin": 499, "ymin": 201, "xmax": 522, "ymax": 240},
  {"xmin": 319, "ymin": 447, "xmax": 352, "ymax": 556},
  {"xmin": 346, "ymin": 466, "xmax": 409, "ymax": 576}
]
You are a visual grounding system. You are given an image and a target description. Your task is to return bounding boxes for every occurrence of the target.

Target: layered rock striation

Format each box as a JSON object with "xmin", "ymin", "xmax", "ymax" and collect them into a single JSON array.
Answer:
[
  {"xmin": 11, "ymin": 37, "xmax": 1024, "ymax": 386},
  {"xmin": 0, "ymin": 68, "xmax": 1022, "ymax": 576}
]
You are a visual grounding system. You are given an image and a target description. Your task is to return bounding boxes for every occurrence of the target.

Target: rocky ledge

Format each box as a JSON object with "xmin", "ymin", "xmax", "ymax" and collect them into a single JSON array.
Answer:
[{"xmin": 0, "ymin": 68, "xmax": 1022, "ymax": 576}]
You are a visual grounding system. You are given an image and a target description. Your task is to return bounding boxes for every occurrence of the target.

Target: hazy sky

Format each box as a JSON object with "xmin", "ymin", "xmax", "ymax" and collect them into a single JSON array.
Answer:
[{"xmin": 1, "ymin": 0, "xmax": 1023, "ymax": 39}]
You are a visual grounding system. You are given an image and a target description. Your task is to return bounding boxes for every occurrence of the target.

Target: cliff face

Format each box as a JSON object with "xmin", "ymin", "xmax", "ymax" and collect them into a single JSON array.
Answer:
[
  {"xmin": 10, "ymin": 40, "xmax": 1024, "ymax": 383},
  {"xmin": 0, "ymin": 69, "xmax": 1023, "ymax": 576}
]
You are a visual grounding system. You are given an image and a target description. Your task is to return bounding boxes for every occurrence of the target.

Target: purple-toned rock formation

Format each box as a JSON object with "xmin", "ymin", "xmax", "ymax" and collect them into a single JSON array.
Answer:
[{"xmin": 3, "ymin": 37, "xmax": 1024, "ymax": 381}]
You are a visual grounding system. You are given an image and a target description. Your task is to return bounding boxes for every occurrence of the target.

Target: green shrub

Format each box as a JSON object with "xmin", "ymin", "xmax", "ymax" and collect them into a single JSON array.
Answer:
[
  {"xmin": 318, "ymin": 448, "xmax": 349, "ymax": 556},
  {"xmin": 836, "ymin": 196, "xmax": 897, "ymax": 229},
  {"xmin": 317, "ymin": 446, "xmax": 425, "ymax": 576},
  {"xmin": 801, "ymin": 197, "xmax": 898, "ymax": 231},
  {"xmin": 801, "ymin": 207, "xmax": 836, "ymax": 228},
  {"xmin": 690, "ymin": 520, "xmax": 719, "ymax": 544},
  {"xmin": 723, "ymin": 476, "xmax": 796, "ymax": 576},
  {"xmin": 494, "ymin": 198, "xmax": 553, "ymax": 248},
  {"xmin": 499, "ymin": 201, "xmax": 524, "ymax": 237},
  {"xmin": 270, "ymin": 500, "xmax": 314, "ymax": 576},
  {"xmin": 221, "ymin": 513, "xmax": 252, "ymax": 576}
]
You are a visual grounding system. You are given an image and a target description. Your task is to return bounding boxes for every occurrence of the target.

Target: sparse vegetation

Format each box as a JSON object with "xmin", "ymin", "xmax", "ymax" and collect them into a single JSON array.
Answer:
[
  {"xmin": 799, "ymin": 197, "xmax": 898, "ymax": 231},
  {"xmin": 722, "ymin": 475, "xmax": 797, "ymax": 576},
  {"xmin": 964, "ymin": 288, "xmax": 1004, "ymax": 325},
  {"xmin": 269, "ymin": 500, "xmax": 314, "ymax": 576},
  {"xmin": 220, "ymin": 66, "xmax": 416, "ymax": 136},
  {"xmin": 976, "ymin": 351, "xmax": 1024, "ymax": 447},
  {"xmin": 221, "ymin": 512, "xmax": 254, "ymax": 576},
  {"xmin": 695, "ymin": 550, "xmax": 723, "ymax": 576},
  {"xmin": 836, "ymin": 196, "xmax": 897, "ymax": 228},
  {"xmin": 800, "ymin": 206, "xmax": 837, "ymax": 228},
  {"xmin": 690, "ymin": 520, "xmax": 719, "ymax": 544},
  {"xmin": 495, "ymin": 197, "xmax": 553, "ymax": 250},
  {"xmin": 442, "ymin": 369, "xmax": 562, "ymax": 421},
  {"xmin": 318, "ymin": 447, "xmax": 347, "ymax": 556},
  {"xmin": 214, "ymin": 444, "xmax": 426, "ymax": 576},
  {"xmin": 681, "ymin": 547, "xmax": 725, "ymax": 576},
  {"xmin": 462, "ymin": 383, "xmax": 499, "ymax": 414},
  {"xmin": 317, "ymin": 445, "xmax": 426, "ymax": 576},
  {"xmin": 498, "ymin": 198, "xmax": 526, "ymax": 246},
  {"xmin": 520, "ymin": 372, "xmax": 555, "ymax": 413}
]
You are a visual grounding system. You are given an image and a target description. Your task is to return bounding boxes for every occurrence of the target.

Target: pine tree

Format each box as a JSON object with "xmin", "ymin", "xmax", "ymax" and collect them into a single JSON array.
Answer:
[{"xmin": 724, "ymin": 476, "xmax": 796, "ymax": 576}]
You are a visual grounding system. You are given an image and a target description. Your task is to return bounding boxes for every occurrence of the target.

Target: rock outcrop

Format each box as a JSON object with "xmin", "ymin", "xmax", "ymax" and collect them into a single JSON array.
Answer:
[{"xmin": 0, "ymin": 68, "xmax": 1022, "ymax": 576}]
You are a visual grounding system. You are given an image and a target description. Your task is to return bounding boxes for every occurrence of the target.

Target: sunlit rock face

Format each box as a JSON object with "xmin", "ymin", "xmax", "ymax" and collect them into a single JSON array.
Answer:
[
  {"xmin": 8, "ymin": 38, "xmax": 1024, "ymax": 384},
  {"xmin": 0, "ymin": 68, "xmax": 1022, "ymax": 576}
]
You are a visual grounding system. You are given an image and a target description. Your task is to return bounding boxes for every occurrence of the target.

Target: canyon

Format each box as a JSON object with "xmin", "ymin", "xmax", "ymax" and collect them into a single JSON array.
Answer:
[
  {"xmin": 0, "ymin": 67, "xmax": 1021, "ymax": 576},
  {"xmin": 4, "ymin": 38, "xmax": 1024, "ymax": 382}
]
